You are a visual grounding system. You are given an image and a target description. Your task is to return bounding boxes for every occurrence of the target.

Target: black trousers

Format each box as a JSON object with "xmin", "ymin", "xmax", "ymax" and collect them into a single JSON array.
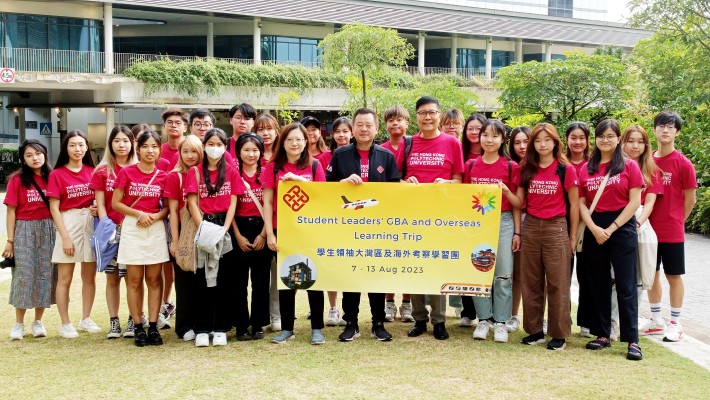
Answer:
[
  {"xmin": 574, "ymin": 253, "xmax": 594, "ymax": 328},
  {"xmin": 342, "ymin": 292, "xmax": 386, "ymax": 324},
  {"xmin": 194, "ymin": 216, "xmax": 235, "ymax": 334},
  {"xmin": 172, "ymin": 253, "xmax": 198, "ymax": 338},
  {"xmin": 234, "ymin": 217, "xmax": 272, "ymax": 334},
  {"xmin": 460, "ymin": 296, "xmax": 477, "ymax": 319},
  {"xmin": 578, "ymin": 210, "xmax": 639, "ymax": 343},
  {"xmin": 279, "ymin": 289, "xmax": 324, "ymax": 331}
]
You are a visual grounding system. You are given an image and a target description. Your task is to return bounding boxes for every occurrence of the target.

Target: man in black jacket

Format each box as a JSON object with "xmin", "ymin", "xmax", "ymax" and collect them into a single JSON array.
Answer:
[{"xmin": 326, "ymin": 108, "xmax": 400, "ymax": 342}]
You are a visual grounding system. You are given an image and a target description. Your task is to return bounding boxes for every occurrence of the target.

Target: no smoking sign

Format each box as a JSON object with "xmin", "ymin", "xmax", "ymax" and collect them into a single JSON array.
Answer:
[{"xmin": 1, "ymin": 68, "xmax": 15, "ymax": 84}]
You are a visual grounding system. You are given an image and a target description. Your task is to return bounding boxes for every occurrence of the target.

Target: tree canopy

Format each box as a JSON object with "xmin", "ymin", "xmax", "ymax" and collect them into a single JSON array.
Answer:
[{"xmin": 629, "ymin": 0, "xmax": 710, "ymax": 54}]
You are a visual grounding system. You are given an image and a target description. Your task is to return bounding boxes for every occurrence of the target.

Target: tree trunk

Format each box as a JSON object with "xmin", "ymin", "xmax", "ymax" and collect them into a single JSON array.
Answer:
[{"xmin": 361, "ymin": 69, "xmax": 368, "ymax": 108}]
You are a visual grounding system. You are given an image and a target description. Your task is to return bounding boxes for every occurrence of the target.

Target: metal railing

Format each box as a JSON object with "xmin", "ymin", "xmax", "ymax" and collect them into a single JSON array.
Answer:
[
  {"xmin": 2, "ymin": 47, "xmax": 499, "ymax": 78},
  {"xmin": 0, "ymin": 47, "xmax": 105, "ymax": 74}
]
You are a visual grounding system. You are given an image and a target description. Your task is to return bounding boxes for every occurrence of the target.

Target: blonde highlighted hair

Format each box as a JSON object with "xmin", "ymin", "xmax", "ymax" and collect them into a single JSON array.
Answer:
[
  {"xmin": 173, "ymin": 135, "xmax": 204, "ymax": 173},
  {"xmin": 621, "ymin": 125, "xmax": 659, "ymax": 187}
]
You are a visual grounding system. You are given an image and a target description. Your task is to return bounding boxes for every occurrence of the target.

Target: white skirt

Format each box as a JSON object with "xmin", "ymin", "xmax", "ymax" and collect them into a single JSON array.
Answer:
[
  {"xmin": 52, "ymin": 208, "xmax": 96, "ymax": 264},
  {"xmin": 116, "ymin": 215, "xmax": 169, "ymax": 265}
]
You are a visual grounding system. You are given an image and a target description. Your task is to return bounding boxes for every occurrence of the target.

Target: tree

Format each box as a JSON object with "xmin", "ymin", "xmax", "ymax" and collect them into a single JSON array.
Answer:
[
  {"xmin": 629, "ymin": 0, "xmax": 710, "ymax": 54},
  {"xmin": 495, "ymin": 52, "xmax": 633, "ymax": 123},
  {"xmin": 318, "ymin": 23, "xmax": 414, "ymax": 108}
]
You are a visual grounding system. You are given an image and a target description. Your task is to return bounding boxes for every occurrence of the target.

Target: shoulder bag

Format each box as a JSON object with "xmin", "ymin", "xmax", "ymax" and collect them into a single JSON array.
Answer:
[
  {"xmin": 576, "ymin": 172, "xmax": 611, "ymax": 253},
  {"xmin": 176, "ymin": 167, "xmax": 202, "ymax": 272}
]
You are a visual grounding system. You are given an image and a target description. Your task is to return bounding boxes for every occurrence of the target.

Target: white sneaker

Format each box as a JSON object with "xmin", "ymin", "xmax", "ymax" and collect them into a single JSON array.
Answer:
[
  {"xmin": 400, "ymin": 303, "xmax": 414, "ymax": 322},
  {"xmin": 78, "ymin": 318, "xmax": 102, "ymax": 334},
  {"xmin": 493, "ymin": 322, "xmax": 509, "ymax": 343},
  {"xmin": 195, "ymin": 333, "xmax": 209, "ymax": 347},
  {"xmin": 59, "ymin": 323, "xmax": 79, "ymax": 339},
  {"xmin": 271, "ymin": 318, "xmax": 282, "ymax": 332},
  {"xmin": 384, "ymin": 302, "xmax": 397, "ymax": 322},
  {"xmin": 9, "ymin": 323, "xmax": 24, "ymax": 340},
  {"xmin": 610, "ymin": 320, "xmax": 620, "ymax": 342},
  {"xmin": 32, "ymin": 320, "xmax": 47, "ymax": 338},
  {"xmin": 663, "ymin": 321, "xmax": 683, "ymax": 342},
  {"xmin": 141, "ymin": 314, "xmax": 149, "ymax": 328},
  {"xmin": 213, "ymin": 332, "xmax": 227, "ymax": 346},
  {"xmin": 157, "ymin": 313, "xmax": 171, "ymax": 329},
  {"xmin": 506, "ymin": 316, "xmax": 520, "ymax": 333},
  {"xmin": 579, "ymin": 326, "xmax": 593, "ymax": 338},
  {"xmin": 473, "ymin": 320, "xmax": 491, "ymax": 340},
  {"xmin": 326, "ymin": 307, "xmax": 340, "ymax": 326},
  {"xmin": 454, "ymin": 306, "xmax": 463, "ymax": 319},
  {"xmin": 183, "ymin": 329, "xmax": 196, "ymax": 341},
  {"xmin": 459, "ymin": 317, "xmax": 475, "ymax": 327},
  {"xmin": 641, "ymin": 317, "xmax": 666, "ymax": 336}
]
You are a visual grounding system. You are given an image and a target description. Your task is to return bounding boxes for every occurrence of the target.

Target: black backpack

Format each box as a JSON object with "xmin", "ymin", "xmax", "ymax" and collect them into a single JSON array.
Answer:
[{"xmin": 556, "ymin": 162, "xmax": 571, "ymax": 228}]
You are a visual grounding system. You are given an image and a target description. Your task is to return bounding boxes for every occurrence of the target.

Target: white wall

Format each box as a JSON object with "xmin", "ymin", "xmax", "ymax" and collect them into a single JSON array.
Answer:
[{"xmin": 0, "ymin": 0, "xmax": 102, "ymax": 19}]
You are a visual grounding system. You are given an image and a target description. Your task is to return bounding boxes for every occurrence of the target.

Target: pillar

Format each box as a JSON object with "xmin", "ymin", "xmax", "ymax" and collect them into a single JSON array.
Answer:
[
  {"xmin": 253, "ymin": 18, "xmax": 262, "ymax": 65},
  {"xmin": 515, "ymin": 38, "xmax": 523, "ymax": 63},
  {"xmin": 207, "ymin": 22, "xmax": 214, "ymax": 58},
  {"xmin": 104, "ymin": 3, "xmax": 114, "ymax": 74},
  {"xmin": 418, "ymin": 32, "xmax": 426, "ymax": 76},
  {"xmin": 450, "ymin": 34, "xmax": 458, "ymax": 74},
  {"xmin": 485, "ymin": 37, "xmax": 493, "ymax": 79},
  {"xmin": 18, "ymin": 108, "xmax": 26, "ymax": 144},
  {"xmin": 544, "ymin": 41, "xmax": 552, "ymax": 62},
  {"xmin": 106, "ymin": 107, "xmax": 115, "ymax": 138}
]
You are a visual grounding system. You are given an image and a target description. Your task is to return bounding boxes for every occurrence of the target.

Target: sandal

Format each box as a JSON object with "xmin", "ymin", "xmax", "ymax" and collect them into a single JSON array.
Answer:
[
  {"xmin": 585, "ymin": 337, "xmax": 611, "ymax": 350},
  {"xmin": 627, "ymin": 342, "xmax": 643, "ymax": 361}
]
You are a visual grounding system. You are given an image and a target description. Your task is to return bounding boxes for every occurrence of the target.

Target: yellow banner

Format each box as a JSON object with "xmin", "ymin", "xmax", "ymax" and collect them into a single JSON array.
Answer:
[{"xmin": 276, "ymin": 182, "xmax": 501, "ymax": 296}]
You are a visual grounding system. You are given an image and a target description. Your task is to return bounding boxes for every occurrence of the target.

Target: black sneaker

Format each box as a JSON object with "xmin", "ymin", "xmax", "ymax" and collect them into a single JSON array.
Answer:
[
  {"xmin": 338, "ymin": 323, "xmax": 360, "ymax": 342},
  {"xmin": 107, "ymin": 318, "xmax": 122, "ymax": 339},
  {"xmin": 407, "ymin": 321, "xmax": 427, "ymax": 337},
  {"xmin": 236, "ymin": 332, "xmax": 252, "ymax": 341},
  {"xmin": 134, "ymin": 329, "xmax": 148, "ymax": 347},
  {"xmin": 522, "ymin": 331, "xmax": 546, "ymax": 345},
  {"xmin": 546, "ymin": 338, "xmax": 566, "ymax": 350},
  {"xmin": 371, "ymin": 321, "xmax": 392, "ymax": 342},
  {"xmin": 251, "ymin": 329, "xmax": 265, "ymax": 340},
  {"xmin": 433, "ymin": 322, "xmax": 449, "ymax": 340},
  {"xmin": 147, "ymin": 328, "xmax": 163, "ymax": 346}
]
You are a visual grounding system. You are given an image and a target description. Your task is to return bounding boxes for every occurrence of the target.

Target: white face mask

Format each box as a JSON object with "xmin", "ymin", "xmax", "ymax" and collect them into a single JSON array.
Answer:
[{"xmin": 205, "ymin": 146, "xmax": 225, "ymax": 160}]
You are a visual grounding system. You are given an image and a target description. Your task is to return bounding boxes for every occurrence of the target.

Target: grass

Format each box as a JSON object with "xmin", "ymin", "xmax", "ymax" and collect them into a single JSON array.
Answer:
[{"xmin": 0, "ymin": 270, "xmax": 709, "ymax": 399}]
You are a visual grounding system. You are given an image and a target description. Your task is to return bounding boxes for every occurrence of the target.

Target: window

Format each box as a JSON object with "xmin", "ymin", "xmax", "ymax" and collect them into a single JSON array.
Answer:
[
  {"xmin": 0, "ymin": 13, "xmax": 102, "ymax": 51},
  {"xmin": 549, "ymin": 0, "xmax": 573, "ymax": 18},
  {"xmin": 261, "ymin": 36, "xmax": 319, "ymax": 64}
]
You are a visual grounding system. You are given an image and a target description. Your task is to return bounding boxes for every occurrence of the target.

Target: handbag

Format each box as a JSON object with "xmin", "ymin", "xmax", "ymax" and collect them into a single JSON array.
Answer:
[
  {"xmin": 635, "ymin": 206, "xmax": 658, "ymax": 290},
  {"xmin": 576, "ymin": 172, "xmax": 611, "ymax": 252},
  {"xmin": 176, "ymin": 167, "xmax": 202, "ymax": 272}
]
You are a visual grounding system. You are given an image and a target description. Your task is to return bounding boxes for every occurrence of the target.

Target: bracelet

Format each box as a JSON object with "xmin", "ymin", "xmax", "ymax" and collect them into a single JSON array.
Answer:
[
  {"xmin": 6, "ymin": 238, "xmax": 13, "ymax": 243},
  {"xmin": 260, "ymin": 234, "xmax": 266, "ymax": 239},
  {"xmin": 612, "ymin": 221, "xmax": 620, "ymax": 229},
  {"xmin": 513, "ymin": 233, "xmax": 521, "ymax": 237}
]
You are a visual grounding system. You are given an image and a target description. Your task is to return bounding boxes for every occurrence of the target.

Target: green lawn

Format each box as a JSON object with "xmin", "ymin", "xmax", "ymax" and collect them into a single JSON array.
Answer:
[{"xmin": 0, "ymin": 270, "xmax": 709, "ymax": 399}]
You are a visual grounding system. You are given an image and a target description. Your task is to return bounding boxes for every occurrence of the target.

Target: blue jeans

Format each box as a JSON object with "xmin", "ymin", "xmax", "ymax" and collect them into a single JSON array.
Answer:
[{"xmin": 474, "ymin": 211, "xmax": 514, "ymax": 323}]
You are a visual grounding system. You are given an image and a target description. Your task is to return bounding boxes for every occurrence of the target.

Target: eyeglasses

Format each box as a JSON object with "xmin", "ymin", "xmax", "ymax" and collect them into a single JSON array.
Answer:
[
  {"xmin": 165, "ymin": 120, "xmax": 184, "ymax": 126},
  {"xmin": 656, "ymin": 124, "xmax": 677, "ymax": 131},
  {"xmin": 233, "ymin": 116, "xmax": 253, "ymax": 122},
  {"xmin": 416, "ymin": 110, "xmax": 440, "ymax": 117},
  {"xmin": 192, "ymin": 122, "xmax": 212, "ymax": 129},
  {"xmin": 596, "ymin": 135, "xmax": 618, "ymax": 142}
]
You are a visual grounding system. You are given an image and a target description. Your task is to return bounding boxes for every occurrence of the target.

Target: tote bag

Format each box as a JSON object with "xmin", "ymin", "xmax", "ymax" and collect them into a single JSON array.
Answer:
[
  {"xmin": 635, "ymin": 206, "xmax": 658, "ymax": 290},
  {"xmin": 176, "ymin": 168, "xmax": 202, "ymax": 272}
]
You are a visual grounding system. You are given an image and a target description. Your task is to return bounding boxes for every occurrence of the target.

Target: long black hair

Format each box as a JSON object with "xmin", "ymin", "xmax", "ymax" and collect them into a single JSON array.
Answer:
[
  {"xmin": 202, "ymin": 128, "xmax": 228, "ymax": 196},
  {"xmin": 15, "ymin": 139, "xmax": 52, "ymax": 188},
  {"xmin": 508, "ymin": 126, "xmax": 531, "ymax": 163},
  {"xmin": 54, "ymin": 130, "xmax": 94, "ymax": 169},
  {"xmin": 587, "ymin": 119, "xmax": 625, "ymax": 177},
  {"xmin": 330, "ymin": 117, "xmax": 353, "ymax": 151},
  {"xmin": 565, "ymin": 121, "xmax": 591, "ymax": 161},
  {"xmin": 480, "ymin": 119, "xmax": 509, "ymax": 158},
  {"xmin": 462, "ymin": 113, "xmax": 487, "ymax": 158},
  {"xmin": 236, "ymin": 133, "xmax": 264, "ymax": 185}
]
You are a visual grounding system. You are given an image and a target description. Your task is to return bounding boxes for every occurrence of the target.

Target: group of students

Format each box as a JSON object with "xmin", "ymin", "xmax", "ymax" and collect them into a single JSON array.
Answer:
[{"xmin": 3, "ymin": 98, "xmax": 696, "ymax": 361}]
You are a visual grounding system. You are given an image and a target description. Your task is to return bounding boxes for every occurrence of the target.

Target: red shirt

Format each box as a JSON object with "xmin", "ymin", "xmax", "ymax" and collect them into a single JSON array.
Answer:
[
  {"xmin": 465, "ymin": 152, "xmax": 481, "ymax": 162},
  {"xmin": 381, "ymin": 139, "xmax": 406, "ymax": 172},
  {"xmin": 47, "ymin": 165, "xmax": 94, "ymax": 210},
  {"xmin": 161, "ymin": 143, "xmax": 179, "ymax": 164},
  {"xmin": 464, "ymin": 157, "xmax": 520, "ymax": 212},
  {"xmin": 649, "ymin": 150, "xmax": 697, "ymax": 243},
  {"xmin": 262, "ymin": 161, "xmax": 326, "ymax": 228},
  {"xmin": 236, "ymin": 170, "xmax": 264, "ymax": 218},
  {"xmin": 404, "ymin": 133, "xmax": 464, "ymax": 183},
  {"xmin": 641, "ymin": 169, "xmax": 664, "ymax": 205},
  {"xmin": 317, "ymin": 151, "xmax": 333, "ymax": 174},
  {"xmin": 579, "ymin": 159, "xmax": 644, "ymax": 212},
  {"xmin": 525, "ymin": 160, "xmax": 578, "ymax": 219},
  {"xmin": 185, "ymin": 164, "xmax": 243, "ymax": 215},
  {"xmin": 113, "ymin": 165, "xmax": 167, "ymax": 213},
  {"xmin": 164, "ymin": 170, "xmax": 188, "ymax": 213},
  {"xmin": 570, "ymin": 160, "xmax": 586, "ymax": 179},
  {"xmin": 156, "ymin": 157, "xmax": 172, "ymax": 172},
  {"xmin": 4, "ymin": 174, "xmax": 52, "ymax": 220},
  {"xmin": 90, "ymin": 164, "xmax": 124, "ymax": 224},
  {"xmin": 358, "ymin": 149, "xmax": 370, "ymax": 182}
]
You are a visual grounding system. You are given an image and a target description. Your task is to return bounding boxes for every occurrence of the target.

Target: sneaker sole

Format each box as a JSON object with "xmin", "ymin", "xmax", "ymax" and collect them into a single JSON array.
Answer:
[
  {"xmin": 547, "ymin": 343, "xmax": 566, "ymax": 351},
  {"xmin": 339, "ymin": 332, "xmax": 361, "ymax": 342},
  {"xmin": 33, "ymin": 332, "xmax": 47, "ymax": 338},
  {"xmin": 371, "ymin": 333, "xmax": 392, "ymax": 342},
  {"xmin": 401, "ymin": 317, "xmax": 415, "ymax": 323},
  {"xmin": 272, "ymin": 335, "xmax": 295, "ymax": 344},
  {"xmin": 523, "ymin": 339, "xmax": 546, "ymax": 345},
  {"xmin": 384, "ymin": 317, "xmax": 395, "ymax": 322},
  {"xmin": 107, "ymin": 333, "xmax": 121, "ymax": 339},
  {"xmin": 325, "ymin": 320, "xmax": 339, "ymax": 327},
  {"xmin": 662, "ymin": 335, "xmax": 683, "ymax": 342},
  {"xmin": 123, "ymin": 332, "xmax": 135, "ymax": 338},
  {"xmin": 494, "ymin": 337, "xmax": 509, "ymax": 343},
  {"xmin": 642, "ymin": 329, "xmax": 665, "ymax": 336}
]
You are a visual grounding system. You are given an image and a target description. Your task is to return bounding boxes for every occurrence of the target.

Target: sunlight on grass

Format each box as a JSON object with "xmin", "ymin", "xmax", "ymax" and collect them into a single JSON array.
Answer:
[{"xmin": 0, "ymin": 269, "xmax": 708, "ymax": 399}]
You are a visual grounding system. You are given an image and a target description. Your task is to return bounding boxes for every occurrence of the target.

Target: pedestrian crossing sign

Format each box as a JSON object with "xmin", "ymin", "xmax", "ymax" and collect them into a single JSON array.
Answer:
[{"xmin": 40, "ymin": 122, "xmax": 52, "ymax": 137}]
